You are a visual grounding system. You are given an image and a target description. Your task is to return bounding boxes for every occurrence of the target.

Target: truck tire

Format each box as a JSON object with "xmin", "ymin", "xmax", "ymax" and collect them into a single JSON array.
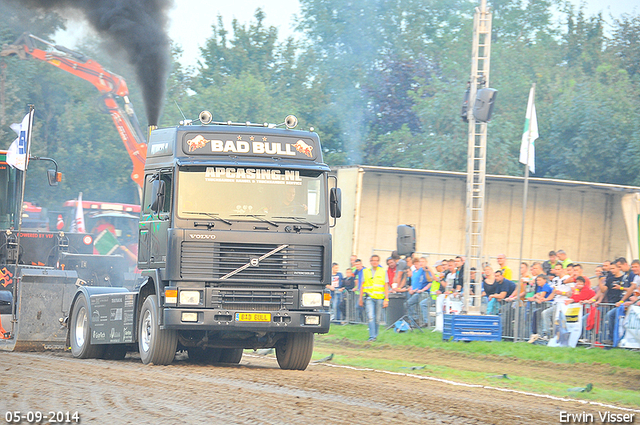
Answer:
[
  {"xmin": 70, "ymin": 295, "xmax": 105, "ymax": 359},
  {"xmin": 219, "ymin": 348, "xmax": 243, "ymax": 364},
  {"xmin": 187, "ymin": 347, "xmax": 221, "ymax": 364},
  {"xmin": 276, "ymin": 332, "xmax": 314, "ymax": 370},
  {"xmin": 138, "ymin": 295, "xmax": 178, "ymax": 365}
]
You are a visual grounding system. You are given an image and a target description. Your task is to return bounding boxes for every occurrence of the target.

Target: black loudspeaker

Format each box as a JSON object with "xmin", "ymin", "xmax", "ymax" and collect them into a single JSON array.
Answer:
[
  {"xmin": 397, "ymin": 225, "xmax": 416, "ymax": 257},
  {"xmin": 473, "ymin": 88, "xmax": 498, "ymax": 122}
]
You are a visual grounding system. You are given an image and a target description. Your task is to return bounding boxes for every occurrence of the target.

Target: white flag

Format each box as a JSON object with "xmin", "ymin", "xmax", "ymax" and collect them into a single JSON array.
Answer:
[
  {"xmin": 518, "ymin": 86, "xmax": 538, "ymax": 174},
  {"xmin": 6, "ymin": 110, "xmax": 34, "ymax": 171},
  {"xmin": 71, "ymin": 193, "xmax": 86, "ymax": 233}
]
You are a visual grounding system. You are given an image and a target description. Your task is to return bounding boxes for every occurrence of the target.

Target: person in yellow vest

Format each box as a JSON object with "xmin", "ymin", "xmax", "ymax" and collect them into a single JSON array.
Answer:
[{"xmin": 359, "ymin": 254, "xmax": 389, "ymax": 341}]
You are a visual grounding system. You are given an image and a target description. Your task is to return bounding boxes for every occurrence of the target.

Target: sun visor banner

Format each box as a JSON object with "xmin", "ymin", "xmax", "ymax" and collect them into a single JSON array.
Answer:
[
  {"xmin": 182, "ymin": 133, "xmax": 318, "ymax": 160},
  {"xmin": 203, "ymin": 167, "xmax": 303, "ymax": 186}
]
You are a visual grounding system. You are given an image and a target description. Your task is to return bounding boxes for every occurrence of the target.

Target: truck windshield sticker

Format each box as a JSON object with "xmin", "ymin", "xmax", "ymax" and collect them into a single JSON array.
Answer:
[
  {"xmin": 177, "ymin": 167, "xmax": 326, "ymax": 223},
  {"xmin": 183, "ymin": 133, "xmax": 317, "ymax": 160},
  {"xmin": 204, "ymin": 167, "xmax": 302, "ymax": 185}
]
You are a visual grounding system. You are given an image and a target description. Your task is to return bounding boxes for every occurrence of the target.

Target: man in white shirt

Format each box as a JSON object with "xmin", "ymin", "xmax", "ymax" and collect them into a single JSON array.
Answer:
[{"xmin": 542, "ymin": 263, "xmax": 572, "ymax": 338}]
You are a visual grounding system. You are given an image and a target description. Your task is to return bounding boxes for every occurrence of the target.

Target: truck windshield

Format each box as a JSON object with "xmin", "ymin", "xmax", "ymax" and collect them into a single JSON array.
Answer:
[{"xmin": 176, "ymin": 166, "xmax": 327, "ymax": 224}]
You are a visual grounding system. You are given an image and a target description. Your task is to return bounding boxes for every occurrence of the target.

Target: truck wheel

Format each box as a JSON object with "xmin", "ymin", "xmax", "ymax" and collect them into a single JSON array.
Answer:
[
  {"xmin": 187, "ymin": 347, "xmax": 221, "ymax": 363},
  {"xmin": 276, "ymin": 332, "xmax": 314, "ymax": 370},
  {"xmin": 138, "ymin": 295, "xmax": 177, "ymax": 365},
  {"xmin": 219, "ymin": 348, "xmax": 243, "ymax": 364},
  {"xmin": 70, "ymin": 295, "xmax": 105, "ymax": 359}
]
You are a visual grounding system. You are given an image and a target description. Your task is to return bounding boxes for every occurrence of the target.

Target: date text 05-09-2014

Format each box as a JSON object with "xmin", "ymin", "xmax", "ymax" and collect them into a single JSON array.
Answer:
[{"xmin": 4, "ymin": 411, "xmax": 80, "ymax": 424}]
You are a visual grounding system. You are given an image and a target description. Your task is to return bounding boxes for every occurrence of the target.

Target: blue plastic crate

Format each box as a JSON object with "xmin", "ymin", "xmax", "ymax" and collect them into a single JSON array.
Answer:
[{"xmin": 442, "ymin": 314, "xmax": 502, "ymax": 342}]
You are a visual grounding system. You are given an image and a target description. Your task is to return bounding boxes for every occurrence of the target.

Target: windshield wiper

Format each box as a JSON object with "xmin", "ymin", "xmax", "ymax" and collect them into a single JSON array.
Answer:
[
  {"xmin": 183, "ymin": 211, "xmax": 232, "ymax": 225},
  {"xmin": 230, "ymin": 214, "xmax": 279, "ymax": 227},
  {"xmin": 272, "ymin": 216, "xmax": 319, "ymax": 229}
]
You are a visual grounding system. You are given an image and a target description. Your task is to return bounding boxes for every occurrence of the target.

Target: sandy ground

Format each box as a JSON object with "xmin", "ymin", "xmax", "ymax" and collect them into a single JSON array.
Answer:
[{"xmin": 1, "ymin": 346, "xmax": 634, "ymax": 425}]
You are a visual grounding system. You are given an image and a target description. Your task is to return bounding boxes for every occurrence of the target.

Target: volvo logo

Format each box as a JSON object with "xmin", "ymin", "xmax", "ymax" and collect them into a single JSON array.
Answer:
[
  {"xmin": 249, "ymin": 257, "xmax": 260, "ymax": 267},
  {"xmin": 190, "ymin": 234, "xmax": 216, "ymax": 240}
]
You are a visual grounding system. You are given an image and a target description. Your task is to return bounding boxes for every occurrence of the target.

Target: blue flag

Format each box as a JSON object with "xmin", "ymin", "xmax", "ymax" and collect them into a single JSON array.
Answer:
[{"xmin": 7, "ymin": 110, "xmax": 34, "ymax": 171}]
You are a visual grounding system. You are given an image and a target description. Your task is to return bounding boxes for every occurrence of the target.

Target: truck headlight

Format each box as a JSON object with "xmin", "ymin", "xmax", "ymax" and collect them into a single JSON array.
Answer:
[
  {"xmin": 179, "ymin": 290, "xmax": 201, "ymax": 305},
  {"xmin": 301, "ymin": 292, "xmax": 322, "ymax": 307}
]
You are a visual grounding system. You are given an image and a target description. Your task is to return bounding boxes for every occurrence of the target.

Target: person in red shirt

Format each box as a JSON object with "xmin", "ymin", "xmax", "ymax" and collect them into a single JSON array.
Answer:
[
  {"xmin": 386, "ymin": 254, "xmax": 398, "ymax": 289},
  {"xmin": 565, "ymin": 276, "xmax": 596, "ymax": 304},
  {"xmin": 568, "ymin": 263, "xmax": 591, "ymax": 288},
  {"xmin": 92, "ymin": 217, "xmax": 116, "ymax": 236}
]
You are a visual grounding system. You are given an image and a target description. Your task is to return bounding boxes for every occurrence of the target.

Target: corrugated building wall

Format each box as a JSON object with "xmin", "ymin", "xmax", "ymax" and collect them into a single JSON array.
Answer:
[{"xmin": 331, "ymin": 166, "xmax": 638, "ymax": 275}]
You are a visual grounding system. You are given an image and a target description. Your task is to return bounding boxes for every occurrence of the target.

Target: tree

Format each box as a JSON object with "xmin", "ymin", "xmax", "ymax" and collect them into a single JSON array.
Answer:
[
  {"xmin": 609, "ymin": 13, "xmax": 640, "ymax": 79},
  {"xmin": 297, "ymin": 0, "xmax": 477, "ymax": 164},
  {"xmin": 541, "ymin": 65, "xmax": 640, "ymax": 184},
  {"xmin": 562, "ymin": 9, "xmax": 605, "ymax": 75},
  {"xmin": 197, "ymin": 10, "xmax": 278, "ymax": 89}
]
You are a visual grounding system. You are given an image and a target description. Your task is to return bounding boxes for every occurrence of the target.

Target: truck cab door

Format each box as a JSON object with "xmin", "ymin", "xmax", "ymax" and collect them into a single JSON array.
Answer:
[
  {"xmin": 145, "ymin": 172, "xmax": 172, "ymax": 267},
  {"xmin": 138, "ymin": 174, "xmax": 154, "ymax": 267}
]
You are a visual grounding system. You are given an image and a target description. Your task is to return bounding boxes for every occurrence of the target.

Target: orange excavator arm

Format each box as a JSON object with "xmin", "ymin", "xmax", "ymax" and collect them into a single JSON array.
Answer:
[{"xmin": 1, "ymin": 33, "xmax": 147, "ymax": 188}]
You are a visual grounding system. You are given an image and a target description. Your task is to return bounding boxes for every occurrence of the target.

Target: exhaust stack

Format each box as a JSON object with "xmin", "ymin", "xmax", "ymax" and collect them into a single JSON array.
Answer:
[{"xmin": 148, "ymin": 125, "xmax": 157, "ymax": 143}]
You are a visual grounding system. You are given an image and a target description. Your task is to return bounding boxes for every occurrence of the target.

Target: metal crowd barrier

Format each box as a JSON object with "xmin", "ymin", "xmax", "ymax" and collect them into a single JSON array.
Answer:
[
  {"xmin": 342, "ymin": 290, "xmax": 367, "ymax": 324},
  {"xmin": 497, "ymin": 300, "xmax": 618, "ymax": 347},
  {"xmin": 335, "ymin": 291, "xmax": 625, "ymax": 348},
  {"xmin": 339, "ymin": 290, "xmax": 436, "ymax": 328}
]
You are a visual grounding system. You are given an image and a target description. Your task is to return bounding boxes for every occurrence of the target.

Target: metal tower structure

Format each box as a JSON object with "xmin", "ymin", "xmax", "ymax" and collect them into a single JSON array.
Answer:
[{"xmin": 463, "ymin": 0, "xmax": 492, "ymax": 314}]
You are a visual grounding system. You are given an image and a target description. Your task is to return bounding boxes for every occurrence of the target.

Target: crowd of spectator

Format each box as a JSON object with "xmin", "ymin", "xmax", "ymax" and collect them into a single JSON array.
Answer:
[{"xmin": 327, "ymin": 249, "xmax": 640, "ymax": 347}]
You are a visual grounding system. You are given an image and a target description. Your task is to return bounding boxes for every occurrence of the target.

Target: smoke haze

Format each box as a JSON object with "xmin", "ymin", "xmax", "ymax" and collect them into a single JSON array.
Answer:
[{"xmin": 19, "ymin": 0, "xmax": 174, "ymax": 125}]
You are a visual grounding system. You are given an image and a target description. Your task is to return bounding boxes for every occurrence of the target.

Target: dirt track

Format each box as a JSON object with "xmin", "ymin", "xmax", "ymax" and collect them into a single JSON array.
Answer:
[{"xmin": 0, "ymin": 348, "xmax": 633, "ymax": 425}]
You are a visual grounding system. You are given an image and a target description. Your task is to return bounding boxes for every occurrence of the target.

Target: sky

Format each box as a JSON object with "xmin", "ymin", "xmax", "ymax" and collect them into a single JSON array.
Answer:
[{"xmin": 53, "ymin": 0, "xmax": 640, "ymax": 68}]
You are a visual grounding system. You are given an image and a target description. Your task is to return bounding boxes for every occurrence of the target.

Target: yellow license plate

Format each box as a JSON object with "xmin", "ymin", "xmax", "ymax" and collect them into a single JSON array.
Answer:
[{"xmin": 235, "ymin": 312, "xmax": 271, "ymax": 322}]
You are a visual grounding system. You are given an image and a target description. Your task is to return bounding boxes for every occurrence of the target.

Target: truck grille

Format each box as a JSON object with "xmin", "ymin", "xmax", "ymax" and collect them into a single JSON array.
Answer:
[
  {"xmin": 211, "ymin": 289, "xmax": 295, "ymax": 311},
  {"xmin": 180, "ymin": 242, "xmax": 323, "ymax": 283}
]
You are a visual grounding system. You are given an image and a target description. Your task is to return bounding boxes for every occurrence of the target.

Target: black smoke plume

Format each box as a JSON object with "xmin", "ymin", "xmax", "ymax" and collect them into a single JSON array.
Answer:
[{"xmin": 19, "ymin": 0, "xmax": 174, "ymax": 126}]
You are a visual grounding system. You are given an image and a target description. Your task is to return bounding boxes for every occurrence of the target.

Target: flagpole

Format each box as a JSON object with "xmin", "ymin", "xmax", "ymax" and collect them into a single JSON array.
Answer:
[
  {"xmin": 514, "ymin": 84, "xmax": 535, "ymax": 342},
  {"xmin": 10, "ymin": 104, "xmax": 35, "ymax": 335}
]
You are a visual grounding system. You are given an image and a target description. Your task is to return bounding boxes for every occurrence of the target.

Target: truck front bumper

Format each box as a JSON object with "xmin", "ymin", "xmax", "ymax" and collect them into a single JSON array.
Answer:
[{"xmin": 162, "ymin": 308, "xmax": 330, "ymax": 333}]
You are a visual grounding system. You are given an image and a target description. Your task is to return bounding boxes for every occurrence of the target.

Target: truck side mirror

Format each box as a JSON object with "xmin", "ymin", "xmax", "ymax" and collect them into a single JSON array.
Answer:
[
  {"xmin": 150, "ymin": 179, "xmax": 165, "ymax": 213},
  {"xmin": 330, "ymin": 187, "xmax": 341, "ymax": 218},
  {"xmin": 47, "ymin": 169, "xmax": 62, "ymax": 186},
  {"xmin": 397, "ymin": 225, "xmax": 416, "ymax": 256}
]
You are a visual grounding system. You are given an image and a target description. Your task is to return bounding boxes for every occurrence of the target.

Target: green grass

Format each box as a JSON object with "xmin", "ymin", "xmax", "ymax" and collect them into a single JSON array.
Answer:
[
  {"xmin": 318, "ymin": 324, "xmax": 640, "ymax": 370},
  {"xmin": 310, "ymin": 325, "xmax": 640, "ymax": 407},
  {"xmin": 310, "ymin": 347, "xmax": 640, "ymax": 407}
]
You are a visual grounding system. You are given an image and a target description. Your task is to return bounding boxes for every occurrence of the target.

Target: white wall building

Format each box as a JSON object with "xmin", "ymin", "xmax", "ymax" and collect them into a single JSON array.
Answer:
[{"xmin": 331, "ymin": 165, "xmax": 640, "ymax": 275}]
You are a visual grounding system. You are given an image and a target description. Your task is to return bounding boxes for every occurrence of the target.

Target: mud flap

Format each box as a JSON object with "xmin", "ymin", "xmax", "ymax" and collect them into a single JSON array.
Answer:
[
  {"xmin": 0, "ymin": 268, "xmax": 80, "ymax": 352},
  {"xmin": 0, "ymin": 314, "xmax": 9, "ymax": 339},
  {"xmin": 0, "ymin": 290, "xmax": 11, "ymax": 338}
]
